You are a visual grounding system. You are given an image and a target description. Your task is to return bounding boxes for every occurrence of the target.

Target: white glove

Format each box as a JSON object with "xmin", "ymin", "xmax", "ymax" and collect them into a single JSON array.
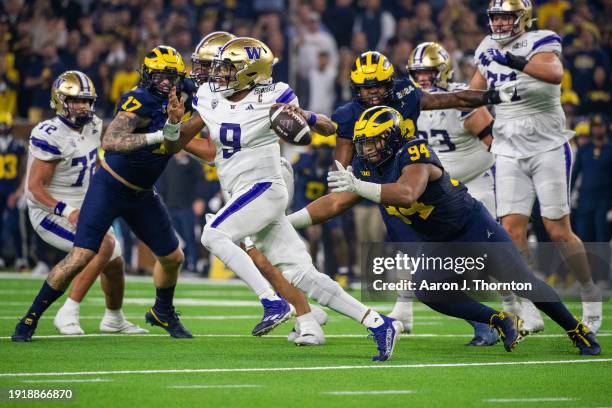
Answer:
[
  {"xmin": 497, "ymin": 80, "xmax": 518, "ymax": 103},
  {"xmin": 327, "ymin": 160, "xmax": 381, "ymax": 203}
]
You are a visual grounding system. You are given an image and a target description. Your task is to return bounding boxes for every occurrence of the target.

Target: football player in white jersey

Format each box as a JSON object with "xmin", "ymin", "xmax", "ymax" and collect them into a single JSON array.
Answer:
[
  {"xmin": 26, "ymin": 71, "xmax": 147, "ymax": 335},
  {"xmin": 166, "ymin": 37, "xmax": 404, "ymax": 361},
  {"xmin": 471, "ymin": 0, "xmax": 602, "ymax": 333},
  {"xmin": 409, "ymin": 41, "xmax": 545, "ymax": 336}
]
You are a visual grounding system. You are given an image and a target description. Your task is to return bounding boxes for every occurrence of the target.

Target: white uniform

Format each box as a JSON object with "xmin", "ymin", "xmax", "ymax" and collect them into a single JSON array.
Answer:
[
  {"xmin": 475, "ymin": 30, "xmax": 573, "ymax": 219},
  {"xmin": 417, "ymin": 83, "xmax": 496, "ymax": 215},
  {"xmin": 26, "ymin": 116, "xmax": 121, "ymax": 259}
]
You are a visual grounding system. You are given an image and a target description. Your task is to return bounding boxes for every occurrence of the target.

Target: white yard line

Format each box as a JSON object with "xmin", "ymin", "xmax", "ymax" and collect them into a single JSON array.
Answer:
[
  {"xmin": 323, "ymin": 390, "xmax": 415, "ymax": 395},
  {"xmin": 22, "ymin": 378, "xmax": 111, "ymax": 383},
  {"xmin": 167, "ymin": 384, "xmax": 259, "ymax": 389},
  {"xmin": 0, "ymin": 359, "xmax": 610, "ymax": 378},
  {"xmin": 484, "ymin": 397, "xmax": 577, "ymax": 403},
  {"xmin": 1, "ymin": 333, "xmax": 611, "ymax": 340}
]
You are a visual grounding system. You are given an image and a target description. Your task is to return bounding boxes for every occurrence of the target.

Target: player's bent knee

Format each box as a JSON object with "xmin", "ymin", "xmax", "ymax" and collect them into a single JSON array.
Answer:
[
  {"xmin": 290, "ymin": 267, "xmax": 343, "ymax": 306},
  {"xmin": 98, "ymin": 235, "xmax": 117, "ymax": 261},
  {"xmin": 201, "ymin": 227, "xmax": 232, "ymax": 251},
  {"xmin": 159, "ymin": 247, "xmax": 185, "ymax": 269}
]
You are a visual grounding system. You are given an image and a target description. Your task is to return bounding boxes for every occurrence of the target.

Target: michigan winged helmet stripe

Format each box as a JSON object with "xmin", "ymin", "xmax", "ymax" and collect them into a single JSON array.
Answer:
[{"xmin": 354, "ymin": 107, "xmax": 399, "ymax": 140}]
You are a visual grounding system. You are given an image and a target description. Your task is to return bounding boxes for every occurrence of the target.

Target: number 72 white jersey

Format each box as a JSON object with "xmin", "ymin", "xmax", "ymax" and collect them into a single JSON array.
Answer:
[
  {"xmin": 25, "ymin": 116, "xmax": 101, "ymax": 210},
  {"xmin": 193, "ymin": 82, "xmax": 299, "ymax": 195}
]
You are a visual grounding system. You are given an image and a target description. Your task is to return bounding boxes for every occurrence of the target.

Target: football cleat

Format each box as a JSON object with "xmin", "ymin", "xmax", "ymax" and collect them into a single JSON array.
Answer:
[
  {"xmin": 465, "ymin": 320, "xmax": 500, "ymax": 346},
  {"xmin": 54, "ymin": 305, "xmax": 84, "ymax": 335},
  {"xmin": 100, "ymin": 316, "xmax": 149, "ymax": 334},
  {"xmin": 368, "ymin": 315, "xmax": 402, "ymax": 362},
  {"xmin": 145, "ymin": 308, "xmax": 193, "ymax": 338},
  {"xmin": 388, "ymin": 300, "xmax": 413, "ymax": 334},
  {"xmin": 567, "ymin": 322, "xmax": 601, "ymax": 356},
  {"xmin": 581, "ymin": 301, "xmax": 602, "ymax": 335},
  {"xmin": 518, "ymin": 299, "xmax": 544, "ymax": 336},
  {"xmin": 251, "ymin": 297, "xmax": 292, "ymax": 336},
  {"xmin": 490, "ymin": 311, "xmax": 523, "ymax": 352},
  {"xmin": 294, "ymin": 318, "xmax": 326, "ymax": 346},
  {"xmin": 11, "ymin": 316, "xmax": 38, "ymax": 342}
]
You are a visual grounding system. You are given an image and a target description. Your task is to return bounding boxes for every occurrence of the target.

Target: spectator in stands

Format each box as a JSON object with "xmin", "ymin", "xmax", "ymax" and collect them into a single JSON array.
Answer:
[
  {"xmin": 566, "ymin": 29, "xmax": 610, "ymax": 100},
  {"xmin": 308, "ymin": 51, "xmax": 337, "ymax": 116},
  {"xmin": 0, "ymin": 40, "xmax": 18, "ymax": 115},
  {"xmin": 353, "ymin": 0, "xmax": 396, "ymax": 51},
  {"xmin": 582, "ymin": 65, "xmax": 611, "ymax": 117},
  {"xmin": 24, "ymin": 41, "xmax": 65, "ymax": 121},
  {"xmin": 322, "ymin": 0, "xmax": 357, "ymax": 49}
]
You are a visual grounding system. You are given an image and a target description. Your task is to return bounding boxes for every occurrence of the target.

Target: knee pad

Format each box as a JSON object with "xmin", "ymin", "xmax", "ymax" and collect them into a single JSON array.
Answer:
[
  {"xmin": 293, "ymin": 267, "xmax": 343, "ymax": 306},
  {"xmin": 201, "ymin": 227, "xmax": 232, "ymax": 251}
]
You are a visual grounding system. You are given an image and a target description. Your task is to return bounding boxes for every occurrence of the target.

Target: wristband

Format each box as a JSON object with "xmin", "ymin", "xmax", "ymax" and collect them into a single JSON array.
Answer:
[
  {"xmin": 355, "ymin": 179, "xmax": 382, "ymax": 203},
  {"xmin": 163, "ymin": 120, "xmax": 180, "ymax": 141},
  {"xmin": 505, "ymin": 52, "xmax": 528, "ymax": 71},
  {"xmin": 287, "ymin": 208, "xmax": 313, "ymax": 229},
  {"xmin": 145, "ymin": 131, "xmax": 165, "ymax": 145},
  {"xmin": 307, "ymin": 111, "xmax": 317, "ymax": 126},
  {"xmin": 54, "ymin": 201, "xmax": 76, "ymax": 218},
  {"xmin": 477, "ymin": 121, "xmax": 494, "ymax": 140}
]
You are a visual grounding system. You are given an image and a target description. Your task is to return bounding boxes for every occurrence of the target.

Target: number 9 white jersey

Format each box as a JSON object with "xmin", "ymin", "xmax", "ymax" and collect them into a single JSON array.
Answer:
[
  {"xmin": 193, "ymin": 82, "xmax": 298, "ymax": 195},
  {"xmin": 475, "ymin": 30, "xmax": 574, "ymax": 158},
  {"xmin": 416, "ymin": 83, "xmax": 494, "ymax": 183}
]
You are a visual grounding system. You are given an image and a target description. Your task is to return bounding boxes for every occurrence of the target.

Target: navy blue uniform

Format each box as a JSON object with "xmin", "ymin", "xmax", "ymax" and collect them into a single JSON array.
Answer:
[
  {"xmin": 0, "ymin": 136, "xmax": 25, "ymax": 258},
  {"xmin": 293, "ymin": 151, "xmax": 341, "ymax": 229},
  {"xmin": 74, "ymin": 83, "xmax": 193, "ymax": 256},
  {"xmin": 351, "ymin": 139, "xmax": 578, "ymax": 330},
  {"xmin": 332, "ymin": 77, "xmax": 423, "ymax": 141}
]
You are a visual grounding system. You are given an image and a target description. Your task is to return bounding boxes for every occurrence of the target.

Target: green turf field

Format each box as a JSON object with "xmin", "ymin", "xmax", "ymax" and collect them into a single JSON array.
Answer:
[{"xmin": 0, "ymin": 273, "xmax": 609, "ymax": 407}]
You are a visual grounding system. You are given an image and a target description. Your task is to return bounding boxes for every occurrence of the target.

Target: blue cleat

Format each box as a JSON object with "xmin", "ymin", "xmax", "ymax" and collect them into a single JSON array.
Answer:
[
  {"xmin": 567, "ymin": 322, "xmax": 601, "ymax": 356},
  {"xmin": 466, "ymin": 320, "xmax": 500, "ymax": 346},
  {"xmin": 490, "ymin": 311, "xmax": 523, "ymax": 352},
  {"xmin": 251, "ymin": 297, "xmax": 292, "ymax": 336},
  {"xmin": 145, "ymin": 308, "xmax": 193, "ymax": 338},
  {"xmin": 369, "ymin": 315, "xmax": 402, "ymax": 362},
  {"xmin": 11, "ymin": 316, "xmax": 38, "ymax": 342}
]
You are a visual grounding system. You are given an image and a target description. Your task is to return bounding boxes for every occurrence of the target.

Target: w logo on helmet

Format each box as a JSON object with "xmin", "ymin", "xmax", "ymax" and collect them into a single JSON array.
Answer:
[{"xmin": 245, "ymin": 46, "xmax": 263, "ymax": 60}]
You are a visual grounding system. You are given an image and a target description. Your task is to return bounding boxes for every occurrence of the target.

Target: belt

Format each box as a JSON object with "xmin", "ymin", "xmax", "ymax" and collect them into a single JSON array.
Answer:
[{"xmin": 100, "ymin": 160, "xmax": 149, "ymax": 192}]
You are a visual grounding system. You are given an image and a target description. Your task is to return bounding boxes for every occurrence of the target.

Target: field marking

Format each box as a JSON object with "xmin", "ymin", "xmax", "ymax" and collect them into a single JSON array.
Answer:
[
  {"xmin": 323, "ymin": 390, "xmax": 414, "ymax": 396},
  {"xmin": 168, "ymin": 384, "xmax": 259, "ymax": 389},
  {"xmin": 484, "ymin": 397, "xmax": 577, "ymax": 403},
  {"xmin": 22, "ymin": 378, "xmax": 111, "ymax": 383},
  {"xmin": 0, "ymin": 358, "xmax": 610, "ymax": 378},
  {"xmin": 1, "ymin": 332, "xmax": 611, "ymax": 341}
]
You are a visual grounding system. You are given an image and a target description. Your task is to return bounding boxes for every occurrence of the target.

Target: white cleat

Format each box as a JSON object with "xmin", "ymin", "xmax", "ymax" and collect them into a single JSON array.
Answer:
[
  {"xmin": 100, "ymin": 317, "xmax": 149, "ymax": 334},
  {"xmin": 582, "ymin": 301, "xmax": 602, "ymax": 334},
  {"xmin": 287, "ymin": 304, "xmax": 328, "ymax": 342},
  {"xmin": 54, "ymin": 306, "xmax": 84, "ymax": 335},
  {"xmin": 388, "ymin": 300, "xmax": 413, "ymax": 333},
  {"xmin": 518, "ymin": 299, "xmax": 544, "ymax": 335},
  {"xmin": 293, "ymin": 317, "xmax": 325, "ymax": 346}
]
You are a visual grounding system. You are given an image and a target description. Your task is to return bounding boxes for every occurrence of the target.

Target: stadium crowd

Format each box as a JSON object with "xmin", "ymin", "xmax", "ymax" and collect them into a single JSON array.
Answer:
[{"xmin": 0, "ymin": 0, "xmax": 610, "ymax": 288}]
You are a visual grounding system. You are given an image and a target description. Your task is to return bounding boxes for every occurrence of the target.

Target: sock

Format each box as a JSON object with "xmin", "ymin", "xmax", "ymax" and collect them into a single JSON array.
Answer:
[
  {"xmin": 154, "ymin": 285, "xmax": 176, "ymax": 314},
  {"xmin": 62, "ymin": 297, "xmax": 80, "ymax": 311},
  {"xmin": 26, "ymin": 281, "xmax": 65, "ymax": 320},
  {"xmin": 326, "ymin": 290, "xmax": 369, "ymax": 322},
  {"xmin": 104, "ymin": 308, "xmax": 123, "ymax": 320},
  {"xmin": 296, "ymin": 312, "xmax": 315, "ymax": 324},
  {"xmin": 362, "ymin": 310, "xmax": 384, "ymax": 328},
  {"xmin": 259, "ymin": 290, "xmax": 280, "ymax": 301}
]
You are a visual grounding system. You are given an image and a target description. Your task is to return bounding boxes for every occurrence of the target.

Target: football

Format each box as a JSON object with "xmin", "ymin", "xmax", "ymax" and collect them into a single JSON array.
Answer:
[{"xmin": 269, "ymin": 104, "xmax": 311, "ymax": 146}]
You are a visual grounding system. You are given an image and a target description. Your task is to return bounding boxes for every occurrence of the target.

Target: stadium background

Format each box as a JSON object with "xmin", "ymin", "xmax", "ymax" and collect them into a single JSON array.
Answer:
[{"xmin": 0, "ymin": 0, "xmax": 609, "ymax": 288}]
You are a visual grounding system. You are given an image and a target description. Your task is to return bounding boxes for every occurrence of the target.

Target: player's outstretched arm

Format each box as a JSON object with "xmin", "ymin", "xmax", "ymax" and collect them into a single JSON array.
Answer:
[
  {"xmin": 101, "ymin": 111, "xmax": 151, "ymax": 152},
  {"xmin": 288, "ymin": 191, "xmax": 361, "ymax": 228},
  {"xmin": 183, "ymin": 134, "xmax": 216, "ymax": 162},
  {"xmin": 420, "ymin": 87, "xmax": 509, "ymax": 110}
]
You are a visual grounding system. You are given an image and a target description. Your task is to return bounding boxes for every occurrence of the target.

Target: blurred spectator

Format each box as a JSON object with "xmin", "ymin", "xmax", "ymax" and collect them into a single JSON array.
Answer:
[
  {"xmin": 353, "ymin": 0, "xmax": 396, "ymax": 51},
  {"xmin": 536, "ymin": 0, "xmax": 570, "ymax": 29},
  {"xmin": 0, "ymin": 41, "xmax": 19, "ymax": 115},
  {"xmin": 24, "ymin": 41, "xmax": 65, "ymax": 121},
  {"xmin": 158, "ymin": 151, "xmax": 206, "ymax": 273},
  {"xmin": 582, "ymin": 65, "xmax": 611, "ymax": 117},
  {"xmin": 308, "ymin": 51, "xmax": 337, "ymax": 116},
  {"xmin": 560, "ymin": 89, "xmax": 582, "ymax": 131},
  {"xmin": 110, "ymin": 55, "xmax": 140, "ymax": 109},
  {"xmin": 566, "ymin": 29, "xmax": 610, "ymax": 99},
  {"xmin": 322, "ymin": 0, "xmax": 357, "ymax": 49},
  {"xmin": 334, "ymin": 47, "xmax": 355, "ymax": 108}
]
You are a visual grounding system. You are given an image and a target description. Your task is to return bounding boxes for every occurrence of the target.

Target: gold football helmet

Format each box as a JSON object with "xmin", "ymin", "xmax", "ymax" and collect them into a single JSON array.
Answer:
[
  {"xmin": 350, "ymin": 51, "xmax": 395, "ymax": 106},
  {"xmin": 487, "ymin": 0, "xmax": 533, "ymax": 42},
  {"xmin": 50, "ymin": 70, "xmax": 97, "ymax": 127},
  {"xmin": 141, "ymin": 45, "xmax": 186, "ymax": 97},
  {"xmin": 407, "ymin": 42, "xmax": 453, "ymax": 89},
  {"xmin": 210, "ymin": 37, "xmax": 277, "ymax": 97},
  {"xmin": 191, "ymin": 31, "xmax": 236, "ymax": 86},
  {"xmin": 353, "ymin": 106, "xmax": 407, "ymax": 167}
]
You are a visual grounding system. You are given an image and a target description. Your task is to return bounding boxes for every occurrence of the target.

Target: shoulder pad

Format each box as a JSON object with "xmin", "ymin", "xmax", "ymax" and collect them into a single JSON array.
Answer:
[
  {"xmin": 331, "ymin": 102, "xmax": 361, "ymax": 140},
  {"xmin": 117, "ymin": 87, "xmax": 159, "ymax": 116},
  {"xmin": 29, "ymin": 119, "xmax": 74, "ymax": 160}
]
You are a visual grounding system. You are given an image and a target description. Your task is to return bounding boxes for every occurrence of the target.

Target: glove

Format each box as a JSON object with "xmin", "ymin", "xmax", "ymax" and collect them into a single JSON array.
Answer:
[
  {"xmin": 327, "ymin": 160, "xmax": 381, "ymax": 202},
  {"xmin": 485, "ymin": 48, "xmax": 528, "ymax": 71},
  {"xmin": 484, "ymin": 80, "xmax": 518, "ymax": 104}
]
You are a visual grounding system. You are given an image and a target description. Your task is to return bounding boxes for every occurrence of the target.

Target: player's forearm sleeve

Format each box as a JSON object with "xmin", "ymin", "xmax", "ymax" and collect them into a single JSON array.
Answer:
[{"xmin": 288, "ymin": 208, "xmax": 312, "ymax": 229}]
